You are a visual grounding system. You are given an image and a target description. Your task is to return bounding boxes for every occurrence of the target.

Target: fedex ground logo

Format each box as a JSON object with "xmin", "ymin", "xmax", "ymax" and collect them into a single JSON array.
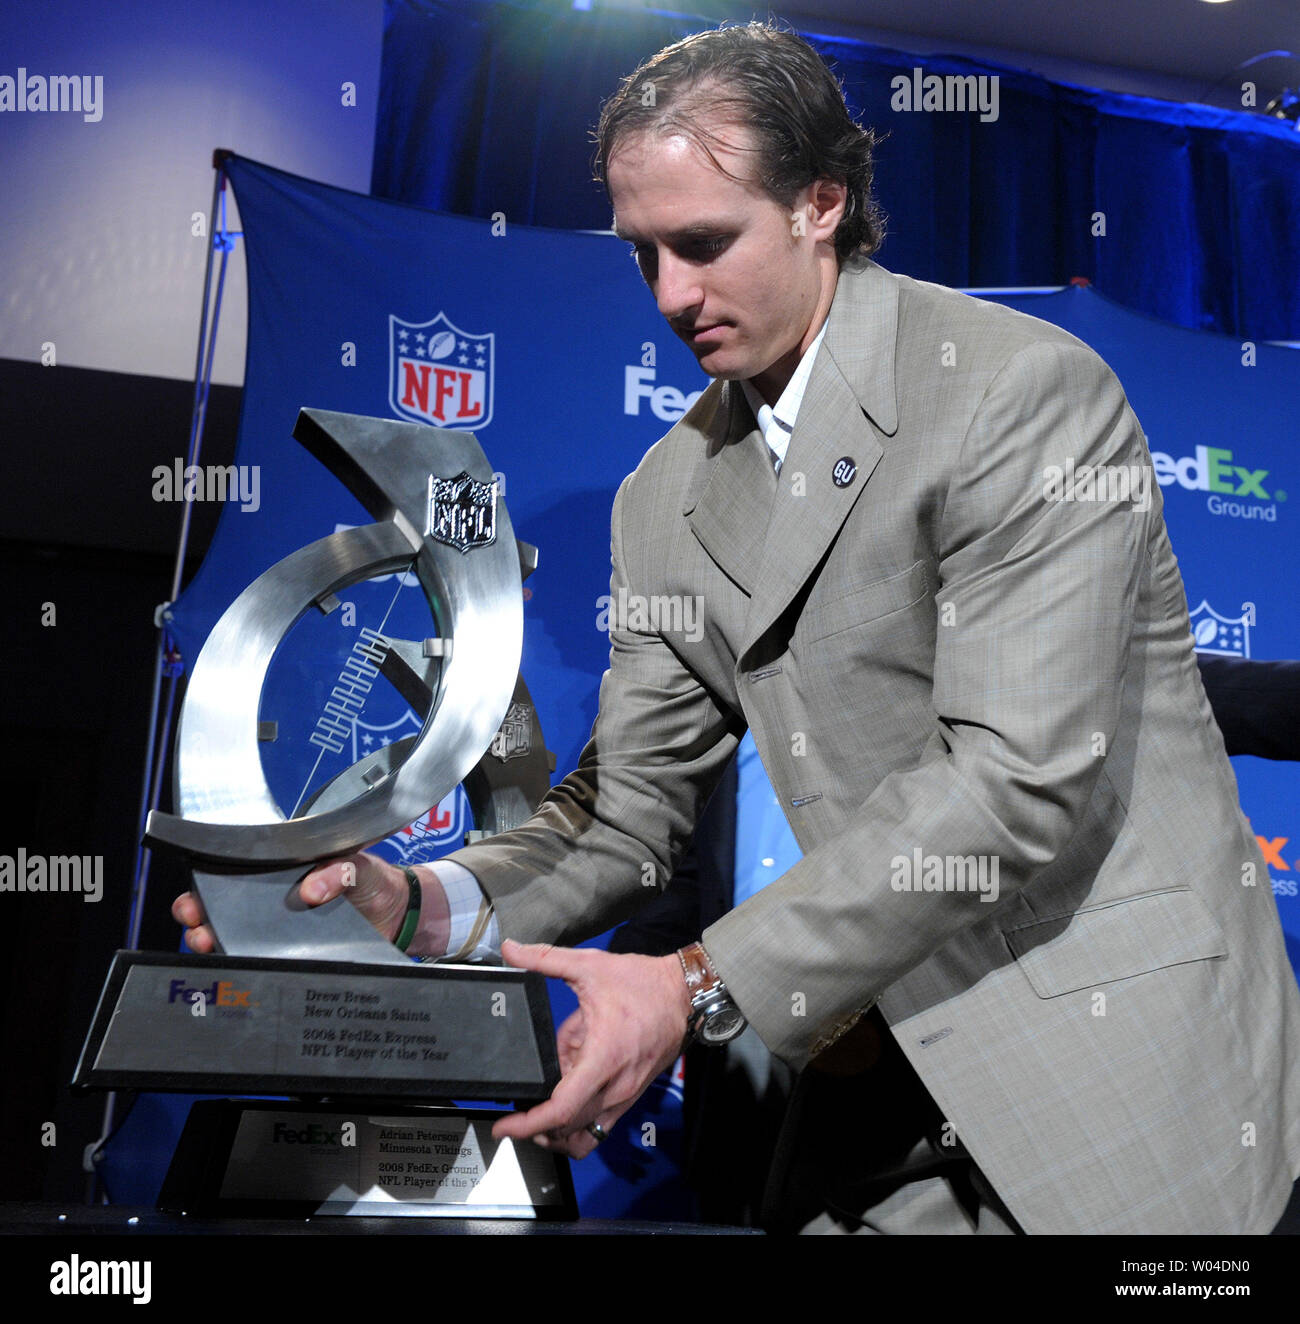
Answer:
[
  {"xmin": 1150, "ymin": 444, "xmax": 1284, "ymax": 522},
  {"xmin": 272, "ymin": 1120, "xmax": 356, "ymax": 1147}
]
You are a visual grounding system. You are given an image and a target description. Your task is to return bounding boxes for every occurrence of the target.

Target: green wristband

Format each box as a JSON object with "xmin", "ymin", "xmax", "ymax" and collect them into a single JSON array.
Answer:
[{"xmin": 395, "ymin": 867, "xmax": 422, "ymax": 952}]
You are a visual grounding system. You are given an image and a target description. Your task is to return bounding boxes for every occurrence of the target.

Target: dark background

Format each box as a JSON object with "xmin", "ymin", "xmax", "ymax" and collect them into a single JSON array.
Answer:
[{"xmin": 0, "ymin": 362, "xmax": 241, "ymax": 1198}]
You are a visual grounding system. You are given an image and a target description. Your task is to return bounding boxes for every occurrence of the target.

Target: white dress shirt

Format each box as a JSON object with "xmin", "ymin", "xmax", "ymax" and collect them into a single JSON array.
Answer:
[{"xmin": 739, "ymin": 319, "xmax": 828, "ymax": 473}]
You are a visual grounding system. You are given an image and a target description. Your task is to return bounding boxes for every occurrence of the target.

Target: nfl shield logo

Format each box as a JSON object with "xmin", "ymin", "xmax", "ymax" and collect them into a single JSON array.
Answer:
[
  {"xmin": 389, "ymin": 313, "xmax": 494, "ymax": 429},
  {"xmin": 427, "ymin": 471, "xmax": 497, "ymax": 553},
  {"xmin": 490, "ymin": 702, "xmax": 534, "ymax": 761},
  {"xmin": 1189, "ymin": 600, "xmax": 1252, "ymax": 658}
]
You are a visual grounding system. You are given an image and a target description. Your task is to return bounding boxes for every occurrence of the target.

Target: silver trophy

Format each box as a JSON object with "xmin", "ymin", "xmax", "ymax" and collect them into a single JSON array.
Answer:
[{"xmin": 75, "ymin": 409, "xmax": 572, "ymax": 1218}]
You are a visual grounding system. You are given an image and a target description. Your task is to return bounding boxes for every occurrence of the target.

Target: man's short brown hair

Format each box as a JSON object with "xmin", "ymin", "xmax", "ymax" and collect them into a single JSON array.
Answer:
[{"xmin": 594, "ymin": 20, "xmax": 886, "ymax": 263}]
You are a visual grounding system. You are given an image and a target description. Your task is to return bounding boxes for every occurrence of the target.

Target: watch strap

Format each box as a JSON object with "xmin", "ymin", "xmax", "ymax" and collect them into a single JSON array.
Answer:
[{"xmin": 678, "ymin": 941, "xmax": 721, "ymax": 998}]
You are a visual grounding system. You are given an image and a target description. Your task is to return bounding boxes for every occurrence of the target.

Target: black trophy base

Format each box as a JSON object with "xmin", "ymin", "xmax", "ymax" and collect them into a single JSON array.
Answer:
[{"xmin": 158, "ymin": 1099, "xmax": 577, "ymax": 1220}]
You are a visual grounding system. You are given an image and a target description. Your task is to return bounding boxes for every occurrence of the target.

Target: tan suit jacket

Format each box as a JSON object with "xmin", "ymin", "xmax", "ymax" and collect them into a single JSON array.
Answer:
[{"xmin": 444, "ymin": 256, "xmax": 1300, "ymax": 1233}]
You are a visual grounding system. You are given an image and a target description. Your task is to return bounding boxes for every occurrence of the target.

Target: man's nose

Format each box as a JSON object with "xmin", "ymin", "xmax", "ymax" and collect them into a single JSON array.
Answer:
[{"xmin": 654, "ymin": 253, "xmax": 703, "ymax": 323}]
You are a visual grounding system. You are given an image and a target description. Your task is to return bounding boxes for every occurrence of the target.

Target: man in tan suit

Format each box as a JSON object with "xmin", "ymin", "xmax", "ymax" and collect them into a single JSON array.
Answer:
[{"xmin": 177, "ymin": 23, "xmax": 1300, "ymax": 1233}]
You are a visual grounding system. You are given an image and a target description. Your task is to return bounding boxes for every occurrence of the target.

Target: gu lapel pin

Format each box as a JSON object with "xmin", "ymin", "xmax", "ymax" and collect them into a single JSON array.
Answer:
[{"xmin": 832, "ymin": 457, "xmax": 858, "ymax": 488}]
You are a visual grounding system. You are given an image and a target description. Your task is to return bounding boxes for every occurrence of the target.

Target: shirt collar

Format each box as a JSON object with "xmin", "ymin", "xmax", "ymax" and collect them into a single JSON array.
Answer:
[{"xmin": 740, "ymin": 318, "xmax": 829, "ymax": 468}]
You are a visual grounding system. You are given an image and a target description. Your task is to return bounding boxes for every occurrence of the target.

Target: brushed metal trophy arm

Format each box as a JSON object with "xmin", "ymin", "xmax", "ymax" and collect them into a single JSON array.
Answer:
[{"xmin": 377, "ymin": 643, "xmax": 554, "ymax": 837}]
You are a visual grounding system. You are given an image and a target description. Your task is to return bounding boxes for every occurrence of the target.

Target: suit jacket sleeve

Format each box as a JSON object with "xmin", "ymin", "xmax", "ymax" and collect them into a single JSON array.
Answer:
[
  {"xmin": 701, "ymin": 339, "xmax": 1153, "ymax": 1069},
  {"xmin": 436, "ymin": 471, "xmax": 744, "ymax": 943}
]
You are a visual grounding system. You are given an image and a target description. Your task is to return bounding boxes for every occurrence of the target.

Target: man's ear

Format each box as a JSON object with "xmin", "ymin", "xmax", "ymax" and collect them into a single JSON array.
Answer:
[{"xmin": 804, "ymin": 177, "xmax": 847, "ymax": 244}]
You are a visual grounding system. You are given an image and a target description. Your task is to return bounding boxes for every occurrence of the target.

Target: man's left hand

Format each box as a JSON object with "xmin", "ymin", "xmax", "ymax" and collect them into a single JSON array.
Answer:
[{"xmin": 491, "ymin": 938, "xmax": 691, "ymax": 1159}]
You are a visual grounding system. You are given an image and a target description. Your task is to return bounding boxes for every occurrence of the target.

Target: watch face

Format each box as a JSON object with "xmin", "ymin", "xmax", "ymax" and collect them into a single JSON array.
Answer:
[{"xmin": 700, "ymin": 1006, "xmax": 746, "ymax": 1045}]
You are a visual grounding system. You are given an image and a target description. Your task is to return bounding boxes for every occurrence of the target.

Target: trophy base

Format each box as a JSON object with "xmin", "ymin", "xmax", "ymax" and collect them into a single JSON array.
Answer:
[
  {"xmin": 74, "ymin": 951, "xmax": 559, "ymax": 1102},
  {"xmin": 157, "ymin": 1099, "xmax": 576, "ymax": 1220}
]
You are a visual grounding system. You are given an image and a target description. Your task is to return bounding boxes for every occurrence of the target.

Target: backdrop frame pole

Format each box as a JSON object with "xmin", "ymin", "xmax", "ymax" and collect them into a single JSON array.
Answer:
[{"xmin": 86, "ymin": 149, "xmax": 241, "ymax": 1205}]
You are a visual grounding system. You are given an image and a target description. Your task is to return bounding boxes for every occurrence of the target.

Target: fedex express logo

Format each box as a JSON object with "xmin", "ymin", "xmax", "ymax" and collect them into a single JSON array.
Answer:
[
  {"xmin": 168, "ymin": 978, "xmax": 256, "ymax": 1010},
  {"xmin": 624, "ymin": 363, "xmax": 706, "ymax": 422},
  {"xmin": 1251, "ymin": 824, "xmax": 1299, "ymax": 899},
  {"xmin": 390, "ymin": 313, "xmax": 494, "ymax": 429}
]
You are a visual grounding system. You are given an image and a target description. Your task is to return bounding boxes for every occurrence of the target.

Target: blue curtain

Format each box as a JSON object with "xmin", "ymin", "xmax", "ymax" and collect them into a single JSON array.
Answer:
[{"xmin": 373, "ymin": 0, "xmax": 1300, "ymax": 341}]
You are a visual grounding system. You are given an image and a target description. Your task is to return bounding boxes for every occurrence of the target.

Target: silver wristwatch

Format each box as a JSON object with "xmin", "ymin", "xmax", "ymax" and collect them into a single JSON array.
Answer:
[{"xmin": 678, "ymin": 942, "xmax": 747, "ymax": 1046}]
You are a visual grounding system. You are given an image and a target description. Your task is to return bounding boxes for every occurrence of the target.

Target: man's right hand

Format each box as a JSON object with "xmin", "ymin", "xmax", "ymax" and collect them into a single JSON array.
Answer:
[{"xmin": 171, "ymin": 852, "xmax": 451, "ymax": 956}]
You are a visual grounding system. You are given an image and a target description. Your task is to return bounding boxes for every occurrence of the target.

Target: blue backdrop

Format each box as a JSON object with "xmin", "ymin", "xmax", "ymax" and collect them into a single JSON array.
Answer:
[
  {"xmin": 373, "ymin": 0, "xmax": 1300, "ymax": 342},
  {"xmin": 132, "ymin": 153, "xmax": 1300, "ymax": 1218}
]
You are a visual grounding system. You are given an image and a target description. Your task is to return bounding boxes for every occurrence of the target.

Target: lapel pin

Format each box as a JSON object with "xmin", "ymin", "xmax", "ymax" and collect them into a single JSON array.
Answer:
[{"xmin": 832, "ymin": 457, "xmax": 858, "ymax": 488}]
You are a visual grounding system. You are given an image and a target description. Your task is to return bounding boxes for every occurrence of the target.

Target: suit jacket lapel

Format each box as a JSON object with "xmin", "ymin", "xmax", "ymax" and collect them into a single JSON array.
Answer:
[
  {"xmin": 741, "ymin": 258, "xmax": 900, "ymax": 660},
  {"xmin": 683, "ymin": 379, "xmax": 778, "ymax": 597}
]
